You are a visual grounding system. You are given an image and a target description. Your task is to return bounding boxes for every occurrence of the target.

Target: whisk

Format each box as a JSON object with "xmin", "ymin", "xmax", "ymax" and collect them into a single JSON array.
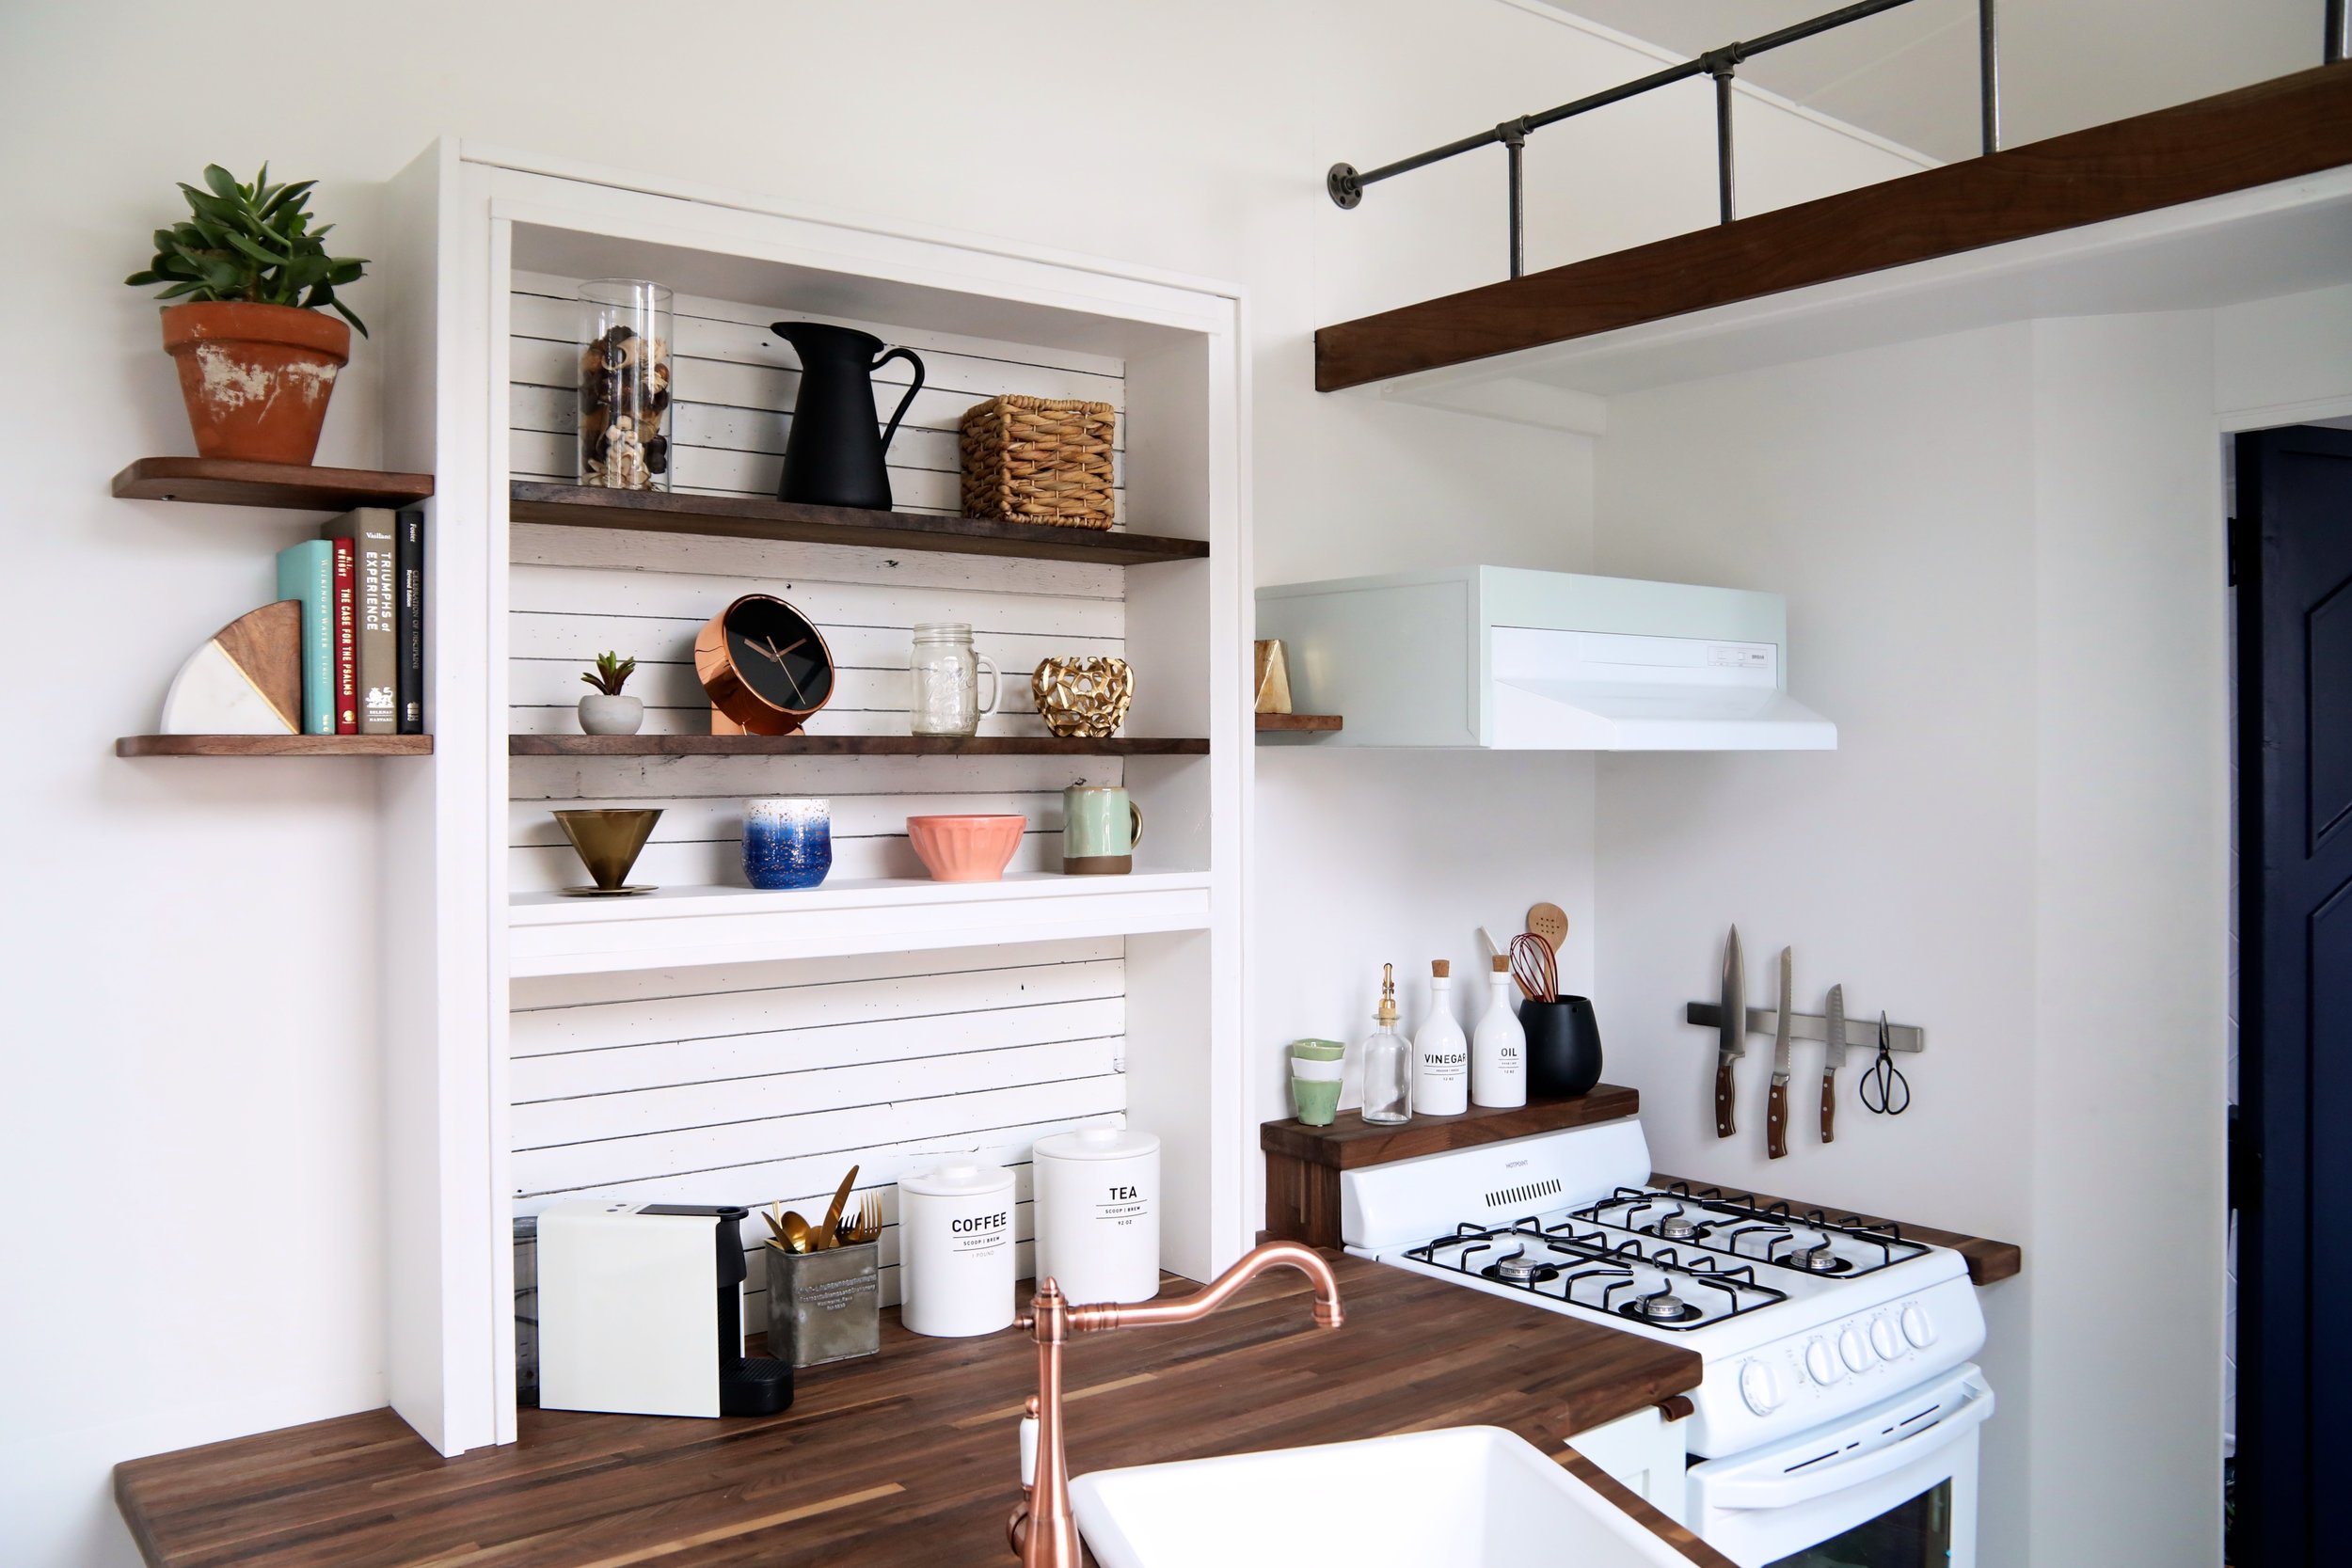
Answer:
[{"xmin": 1509, "ymin": 931, "xmax": 1558, "ymax": 1004}]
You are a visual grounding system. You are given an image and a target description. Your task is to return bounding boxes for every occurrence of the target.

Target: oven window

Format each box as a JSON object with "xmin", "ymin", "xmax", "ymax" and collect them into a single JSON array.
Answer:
[{"xmin": 1765, "ymin": 1480, "xmax": 1952, "ymax": 1567}]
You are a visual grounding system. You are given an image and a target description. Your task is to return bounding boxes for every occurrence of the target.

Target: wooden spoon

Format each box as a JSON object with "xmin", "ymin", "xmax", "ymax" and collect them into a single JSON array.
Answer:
[{"xmin": 1527, "ymin": 902, "xmax": 1568, "ymax": 951}]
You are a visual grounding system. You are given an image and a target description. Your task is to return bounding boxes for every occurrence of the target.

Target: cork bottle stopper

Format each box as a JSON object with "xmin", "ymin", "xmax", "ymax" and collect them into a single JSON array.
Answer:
[
  {"xmin": 1432, "ymin": 959, "xmax": 1451, "ymax": 978},
  {"xmin": 1492, "ymin": 954, "xmax": 1511, "ymax": 974}
]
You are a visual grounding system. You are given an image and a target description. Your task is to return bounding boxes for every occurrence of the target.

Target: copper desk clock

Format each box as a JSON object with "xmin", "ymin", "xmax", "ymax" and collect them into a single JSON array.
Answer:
[{"xmin": 694, "ymin": 594, "xmax": 836, "ymax": 736}]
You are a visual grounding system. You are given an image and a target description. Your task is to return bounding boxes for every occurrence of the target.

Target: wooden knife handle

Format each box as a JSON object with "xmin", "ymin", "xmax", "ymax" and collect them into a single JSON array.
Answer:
[
  {"xmin": 1767, "ymin": 1079, "xmax": 1789, "ymax": 1160},
  {"xmin": 1820, "ymin": 1069, "xmax": 1837, "ymax": 1144},
  {"xmin": 1715, "ymin": 1059, "xmax": 1737, "ymax": 1138}
]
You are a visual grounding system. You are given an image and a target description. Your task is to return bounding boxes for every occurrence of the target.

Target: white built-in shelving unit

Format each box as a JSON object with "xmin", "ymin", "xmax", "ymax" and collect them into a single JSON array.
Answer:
[{"xmin": 376, "ymin": 140, "xmax": 1249, "ymax": 1456}]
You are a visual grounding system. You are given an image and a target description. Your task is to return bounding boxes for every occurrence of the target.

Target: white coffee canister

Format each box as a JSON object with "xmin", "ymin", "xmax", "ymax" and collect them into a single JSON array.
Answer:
[
  {"xmin": 1033, "ymin": 1124, "xmax": 1161, "ymax": 1305},
  {"xmin": 898, "ymin": 1160, "xmax": 1016, "ymax": 1338}
]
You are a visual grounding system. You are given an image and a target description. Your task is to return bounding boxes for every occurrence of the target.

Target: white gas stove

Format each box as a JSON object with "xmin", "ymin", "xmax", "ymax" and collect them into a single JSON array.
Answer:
[{"xmin": 1342, "ymin": 1117, "xmax": 1994, "ymax": 1567}]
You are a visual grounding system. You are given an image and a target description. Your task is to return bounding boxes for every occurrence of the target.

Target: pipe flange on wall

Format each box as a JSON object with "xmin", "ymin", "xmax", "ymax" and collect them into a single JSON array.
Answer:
[{"xmin": 1327, "ymin": 163, "xmax": 1362, "ymax": 210}]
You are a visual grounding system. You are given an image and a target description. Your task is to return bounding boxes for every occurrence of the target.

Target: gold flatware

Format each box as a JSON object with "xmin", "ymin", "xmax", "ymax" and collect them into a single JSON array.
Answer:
[
  {"xmin": 821, "ymin": 1164, "xmax": 860, "ymax": 1246},
  {"xmin": 782, "ymin": 1211, "xmax": 813, "ymax": 1254},
  {"xmin": 844, "ymin": 1192, "xmax": 882, "ymax": 1245}
]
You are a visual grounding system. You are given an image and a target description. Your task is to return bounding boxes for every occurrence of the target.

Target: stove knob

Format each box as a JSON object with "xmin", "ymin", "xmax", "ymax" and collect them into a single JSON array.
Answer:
[
  {"xmin": 1838, "ymin": 1326, "xmax": 1872, "ymax": 1372},
  {"xmin": 1804, "ymin": 1338, "xmax": 1842, "ymax": 1384},
  {"xmin": 1901, "ymin": 1304, "xmax": 1936, "ymax": 1348},
  {"xmin": 1739, "ymin": 1358, "xmax": 1785, "ymax": 1416},
  {"xmin": 1869, "ymin": 1316, "xmax": 1902, "ymax": 1360}
]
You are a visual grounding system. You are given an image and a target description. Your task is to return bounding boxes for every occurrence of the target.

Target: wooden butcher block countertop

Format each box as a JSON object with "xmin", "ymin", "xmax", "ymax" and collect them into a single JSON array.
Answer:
[{"xmin": 116, "ymin": 1251, "xmax": 1705, "ymax": 1568}]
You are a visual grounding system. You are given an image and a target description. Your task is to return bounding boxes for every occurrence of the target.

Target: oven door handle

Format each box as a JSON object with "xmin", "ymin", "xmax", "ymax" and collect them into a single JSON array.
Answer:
[{"xmin": 1706, "ymin": 1380, "xmax": 1994, "ymax": 1512}]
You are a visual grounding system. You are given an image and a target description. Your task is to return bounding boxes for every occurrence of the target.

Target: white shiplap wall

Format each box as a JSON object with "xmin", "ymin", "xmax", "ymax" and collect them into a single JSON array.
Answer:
[
  {"xmin": 510, "ymin": 938, "xmax": 1127, "ymax": 1314},
  {"xmin": 506, "ymin": 279, "xmax": 1138, "ymax": 1323}
]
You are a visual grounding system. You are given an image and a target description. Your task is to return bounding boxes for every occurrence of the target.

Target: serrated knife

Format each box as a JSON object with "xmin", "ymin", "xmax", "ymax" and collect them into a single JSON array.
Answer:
[
  {"xmin": 1715, "ymin": 926, "xmax": 1744, "ymax": 1138},
  {"xmin": 1766, "ymin": 946, "xmax": 1794, "ymax": 1160},
  {"xmin": 1820, "ymin": 984, "xmax": 1847, "ymax": 1143}
]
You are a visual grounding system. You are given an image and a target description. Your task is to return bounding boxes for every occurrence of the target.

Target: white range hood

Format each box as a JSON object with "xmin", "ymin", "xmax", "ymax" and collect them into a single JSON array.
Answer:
[{"xmin": 1255, "ymin": 566, "xmax": 1835, "ymax": 751}]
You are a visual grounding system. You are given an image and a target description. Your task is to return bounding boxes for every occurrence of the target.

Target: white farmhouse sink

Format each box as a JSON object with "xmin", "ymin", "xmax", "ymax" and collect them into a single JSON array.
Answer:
[{"xmin": 1069, "ymin": 1426, "xmax": 1697, "ymax": 1568}]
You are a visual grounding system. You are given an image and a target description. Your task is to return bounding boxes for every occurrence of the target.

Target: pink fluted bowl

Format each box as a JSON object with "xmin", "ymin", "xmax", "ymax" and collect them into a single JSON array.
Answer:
[{"xmin": 906, "ymin": 815, "xmax": 1026, "ymax": 881}]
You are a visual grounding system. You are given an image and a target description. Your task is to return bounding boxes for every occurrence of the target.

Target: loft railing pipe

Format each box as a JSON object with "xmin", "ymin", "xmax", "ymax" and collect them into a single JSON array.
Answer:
[
  {"xmin": 2333, "ymin": 0, "xmax": 2349, "ymax": 65},
  {"xmin": 1326, "ymin": 0, "xmax": 1940, "ymax": 277}
]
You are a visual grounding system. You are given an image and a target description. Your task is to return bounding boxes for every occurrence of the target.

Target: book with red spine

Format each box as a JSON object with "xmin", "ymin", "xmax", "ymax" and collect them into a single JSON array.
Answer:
[{"xmin": 329, "ymin": 535, "xmax": 357, "ymax": 734}]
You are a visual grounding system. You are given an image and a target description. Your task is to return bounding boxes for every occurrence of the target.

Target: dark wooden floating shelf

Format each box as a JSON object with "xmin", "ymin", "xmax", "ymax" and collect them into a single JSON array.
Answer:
[
  {"xmin": 511, "ymin": 481, "xmax": 1211, "ymax": 566},
  {"xmin": 117, "ymin": 735, "xmax": 435, "ymax": 757},
  {"xmin": 112, "ymin": 457, "xmax": 435, "ymax": 512},
  {"xmin": 1256, "ymin": 712, "xmax": 1343, "ymax": 733},
  {"xmin": 1316, "ymin": 62, "xmax": 2352, "ymax": 390},
  {"xmin": 1263, "ymin": 1085, "xmax": 1641, "ymax": 1170},
  {"xmin": 510, "ymin": 733, "xmax": 1209, "ymax": 757}
]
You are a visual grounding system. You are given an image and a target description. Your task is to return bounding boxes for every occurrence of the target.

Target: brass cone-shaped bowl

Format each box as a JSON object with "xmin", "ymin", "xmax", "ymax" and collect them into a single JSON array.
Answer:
[{"xmin": 554, "ymin": 808, "xmax": 662, "ymax": 890}]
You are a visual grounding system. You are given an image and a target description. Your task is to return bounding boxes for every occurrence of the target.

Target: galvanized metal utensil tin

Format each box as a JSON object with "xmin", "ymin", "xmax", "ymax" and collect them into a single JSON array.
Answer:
[{"xmin": 765, "ymin": 1241, "xmax": 881, "ymax": 1368}]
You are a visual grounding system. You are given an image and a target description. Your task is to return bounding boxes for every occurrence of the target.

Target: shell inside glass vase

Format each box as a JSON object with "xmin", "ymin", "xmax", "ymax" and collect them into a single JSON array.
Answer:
[{"xmin": 553, "ymin": 808, "xmax": 662, "ymax": 894}]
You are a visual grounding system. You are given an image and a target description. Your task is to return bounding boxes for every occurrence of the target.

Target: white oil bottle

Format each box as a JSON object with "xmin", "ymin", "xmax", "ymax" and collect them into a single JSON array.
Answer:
[
  {"xmin": 1359, "ymin": 963, "xmax": 1412, "ymax": 1125},
  {"xmin": 1471, "ymin": 954, "xmax": 1527, "ymax": 1108},
  {"xmin": 1414, "ymin": 959, "xmax": 1470, "ymax": 1115}
]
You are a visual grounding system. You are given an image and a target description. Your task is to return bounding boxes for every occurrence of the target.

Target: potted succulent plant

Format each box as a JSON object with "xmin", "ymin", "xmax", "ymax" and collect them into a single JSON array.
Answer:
[
  {"xmin": 579, "ymin": 652, "xmax": 644, "ymax": 736},
  {"xmin": 125, "ymin": 164, "xmax": 367, "ymax": 466}
]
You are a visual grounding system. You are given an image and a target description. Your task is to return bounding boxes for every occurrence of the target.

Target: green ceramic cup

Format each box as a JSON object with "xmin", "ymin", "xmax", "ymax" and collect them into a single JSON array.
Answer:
[
  {"xmin": 1063, "ymin": 784, "xmax": 1142, "ymax": 874},
  {"xmin": 1289, "ymin": 1038, "xmax": 1346, "ymax": 1126}
]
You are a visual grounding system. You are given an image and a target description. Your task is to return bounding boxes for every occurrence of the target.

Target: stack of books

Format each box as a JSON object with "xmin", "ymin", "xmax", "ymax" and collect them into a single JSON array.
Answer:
[{"xmin": 276, "ymin": 509, "xmax": 426, "ymax": 736}]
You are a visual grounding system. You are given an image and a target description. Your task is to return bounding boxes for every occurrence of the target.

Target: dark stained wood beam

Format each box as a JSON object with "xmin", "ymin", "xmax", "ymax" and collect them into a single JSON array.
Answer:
[{"xmin": 1317, "ymin": 63, "xmax": 2352, "ymax": 391}]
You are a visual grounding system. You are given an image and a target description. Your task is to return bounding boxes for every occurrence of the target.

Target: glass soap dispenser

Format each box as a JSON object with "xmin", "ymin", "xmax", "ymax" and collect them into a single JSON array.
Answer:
[{"xmin": 1360, "ymin": 962, "xmax": 1412, "ymax": 1125}]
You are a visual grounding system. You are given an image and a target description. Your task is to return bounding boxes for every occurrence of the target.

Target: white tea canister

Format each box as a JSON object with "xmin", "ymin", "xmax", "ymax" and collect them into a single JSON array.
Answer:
[
  {"xmin": 1033, "ymin": 1124, "xmax": 1161, "ymax": 1305},
  {"xmin": 898, "ymin": 1160, "xmax": 1016, "ymax": 1338}
]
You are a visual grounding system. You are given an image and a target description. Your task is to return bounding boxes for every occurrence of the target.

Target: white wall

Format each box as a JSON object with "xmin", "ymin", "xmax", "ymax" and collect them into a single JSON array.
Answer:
[
  {"xmin": 1585, "ymin": 286, "xmax": 2352, "ymax": 1561},
  {"xmin": 0, "ymin": 2, "xmax": 1922, "ymax": 1562}
]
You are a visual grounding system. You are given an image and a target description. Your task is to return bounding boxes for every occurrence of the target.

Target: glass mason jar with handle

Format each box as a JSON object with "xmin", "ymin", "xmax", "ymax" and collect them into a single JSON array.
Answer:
[{"xmin": 908, "ymin": 623, "xmax": 1000, "ymax": 737}]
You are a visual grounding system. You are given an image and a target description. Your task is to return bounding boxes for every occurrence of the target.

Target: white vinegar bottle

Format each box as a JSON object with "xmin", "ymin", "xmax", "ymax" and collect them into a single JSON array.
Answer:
[
  {"xmin": 1472, "ymin": 954, "xmax": 1527, "ymax": 1108},
  {"xmin": 1414, "ymin": 959, "xmax": 1470, "ymax": 1116}
]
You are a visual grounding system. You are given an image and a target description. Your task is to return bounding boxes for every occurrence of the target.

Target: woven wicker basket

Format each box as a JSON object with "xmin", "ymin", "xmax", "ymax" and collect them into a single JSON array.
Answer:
[{"xmin": 959, "ymin": 395, "xmax": 1117, "ymax": 529}]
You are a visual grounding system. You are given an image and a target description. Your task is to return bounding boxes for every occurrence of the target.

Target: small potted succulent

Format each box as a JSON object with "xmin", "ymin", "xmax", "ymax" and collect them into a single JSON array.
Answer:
[
  {"xmin": 579, "ymin": 652, "xmax": 644, "ymax": 736},
  {"xmin": 125, "ymin": 165, "xmax": 367, "ymax": 466}
]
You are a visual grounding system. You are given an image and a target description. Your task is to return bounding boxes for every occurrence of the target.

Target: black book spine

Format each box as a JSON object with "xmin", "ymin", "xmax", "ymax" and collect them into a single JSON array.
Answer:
[{"xmin": 395, "ymin": 509, "xmax": 426, "ymax": 734}]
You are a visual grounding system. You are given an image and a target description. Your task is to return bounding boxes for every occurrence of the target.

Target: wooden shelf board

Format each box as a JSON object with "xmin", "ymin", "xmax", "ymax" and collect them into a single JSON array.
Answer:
[
  {"xmin": 117, "ymin": 734, "xmax": 433, "ymax": 757},
  {"xmin": 510, "ymin": 733, "xmax": 1209, "ymax": 757},
  {"xmin": 1262, "ymin": 1085, "xmax": 1642, "ymax": 1170},
  {"xmin": 510, "ymin": 482, "xmax": 1210, "ymax": 566},
  {"xmin": 507, "ymin": 870, "xmax": 1216, "ymax": 977},
  {"xmin": 1316, "ymin": 63, "xmax": 2352, "ymax": 392},
  {"xmin": 112, "ymin": 457, "xmax": 434, "ymax": 512},
  {"xmin": 1255, "ymin": 712, "xmax": 1343, "ymax": 733}
]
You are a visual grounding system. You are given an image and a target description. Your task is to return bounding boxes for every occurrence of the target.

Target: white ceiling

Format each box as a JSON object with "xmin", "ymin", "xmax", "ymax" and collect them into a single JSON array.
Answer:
[{"xmin": 1535, "ymin": 0, "xmax": 2334, "ymax": 162}]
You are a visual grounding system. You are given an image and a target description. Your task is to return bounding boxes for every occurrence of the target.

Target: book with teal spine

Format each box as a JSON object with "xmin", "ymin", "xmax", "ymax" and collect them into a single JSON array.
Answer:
[{"xmin": 275, "ymin": 539, "xmax": 336, "ymax": 735}]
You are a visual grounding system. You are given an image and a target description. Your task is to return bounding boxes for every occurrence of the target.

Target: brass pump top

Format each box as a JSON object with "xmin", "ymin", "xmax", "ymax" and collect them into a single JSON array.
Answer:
[{"xmin": 1376, "ymin": 962, "xmax": 1398, "ymax": 1027}]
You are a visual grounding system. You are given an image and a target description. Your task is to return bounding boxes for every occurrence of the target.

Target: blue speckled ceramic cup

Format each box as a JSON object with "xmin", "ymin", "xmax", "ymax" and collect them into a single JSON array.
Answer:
[{"xmin": 743, "ymin": 797, "xmax": 832, "ymax": 890}]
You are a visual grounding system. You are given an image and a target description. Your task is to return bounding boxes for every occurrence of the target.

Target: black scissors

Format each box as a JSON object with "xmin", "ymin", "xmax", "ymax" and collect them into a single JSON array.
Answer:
[{"xmin": 1860, "ymin": 1010, "xmax": 1911, "ymax": 1116}]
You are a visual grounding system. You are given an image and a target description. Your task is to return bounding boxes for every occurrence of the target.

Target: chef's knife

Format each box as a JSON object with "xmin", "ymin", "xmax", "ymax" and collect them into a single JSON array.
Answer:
[
  {"xmin": 1715, "ymin": 926, "xmax": 1745, "ymax": 1138},
  {"xmin": 1766, "ymin": 947, "xmax": 1794, "ymax": 1160},
  {"xmin": 1820, "ymin": 983, "xmax": 1847, "ymax": 1144}
]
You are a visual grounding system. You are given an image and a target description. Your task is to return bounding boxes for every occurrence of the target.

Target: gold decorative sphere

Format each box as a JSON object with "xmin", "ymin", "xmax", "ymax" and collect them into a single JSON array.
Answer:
[{"xmin": 1031, "ymin": 657, "xmax": 1134, "ymax": 738}]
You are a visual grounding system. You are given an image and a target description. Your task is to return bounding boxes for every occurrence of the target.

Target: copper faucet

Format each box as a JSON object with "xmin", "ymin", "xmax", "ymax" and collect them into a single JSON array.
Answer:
[{"xmin": 1005, "ymin": 1241, "xmax": 1344, "ymax": 1568}]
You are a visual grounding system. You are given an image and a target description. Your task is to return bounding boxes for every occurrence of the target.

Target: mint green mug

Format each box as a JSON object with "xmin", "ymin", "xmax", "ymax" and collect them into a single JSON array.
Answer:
[{"xmin": 1062, "ymin": 784, "xmax": 1142, "ymax": 875}]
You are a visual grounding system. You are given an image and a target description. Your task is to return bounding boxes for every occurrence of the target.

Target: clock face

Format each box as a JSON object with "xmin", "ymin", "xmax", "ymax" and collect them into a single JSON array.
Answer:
[{"xmin": 723, "ymin": 596, "xmax": 834, "ymax": 713}]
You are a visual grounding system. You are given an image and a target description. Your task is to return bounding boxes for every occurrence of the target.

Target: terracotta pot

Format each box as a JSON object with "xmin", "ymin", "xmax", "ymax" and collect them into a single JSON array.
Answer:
[{"xmin": 160, "ymin": 302, "xmax": 350, "ymax": 465}]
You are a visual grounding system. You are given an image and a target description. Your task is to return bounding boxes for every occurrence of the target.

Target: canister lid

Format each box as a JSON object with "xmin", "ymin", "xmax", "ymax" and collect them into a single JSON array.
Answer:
[
  {"xmin": 900, "ymin": 1159, "xmax": 1013, "ymax": 1197},
  {"xmin": 1034, "ymin": 1123, "xmax": 1160, "ymax": 1162}
]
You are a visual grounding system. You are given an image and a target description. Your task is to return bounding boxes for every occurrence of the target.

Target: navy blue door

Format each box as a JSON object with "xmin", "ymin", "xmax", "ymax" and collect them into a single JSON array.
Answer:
[{"xmin": 2235, "ymin": 424, "xmax": 2352, "ymax": 1565}]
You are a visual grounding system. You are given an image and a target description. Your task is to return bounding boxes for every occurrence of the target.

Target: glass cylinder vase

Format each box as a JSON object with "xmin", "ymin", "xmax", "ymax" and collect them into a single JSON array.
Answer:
[{"xmin": 578, "ymin": 279, "xmax": 675, "ymax": 491}]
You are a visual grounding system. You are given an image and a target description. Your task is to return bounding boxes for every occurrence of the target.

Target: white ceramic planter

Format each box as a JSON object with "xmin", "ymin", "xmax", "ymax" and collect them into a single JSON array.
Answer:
[{"xmin": 578, "ymin": 694, "xmax": 644, "ymax": 736}]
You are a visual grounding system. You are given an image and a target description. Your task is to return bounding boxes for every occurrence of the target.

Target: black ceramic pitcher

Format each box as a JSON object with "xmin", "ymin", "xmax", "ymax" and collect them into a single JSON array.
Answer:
[{"xmin": 770, "ymin": 321, "xmax": 926, "ymax": 511}]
